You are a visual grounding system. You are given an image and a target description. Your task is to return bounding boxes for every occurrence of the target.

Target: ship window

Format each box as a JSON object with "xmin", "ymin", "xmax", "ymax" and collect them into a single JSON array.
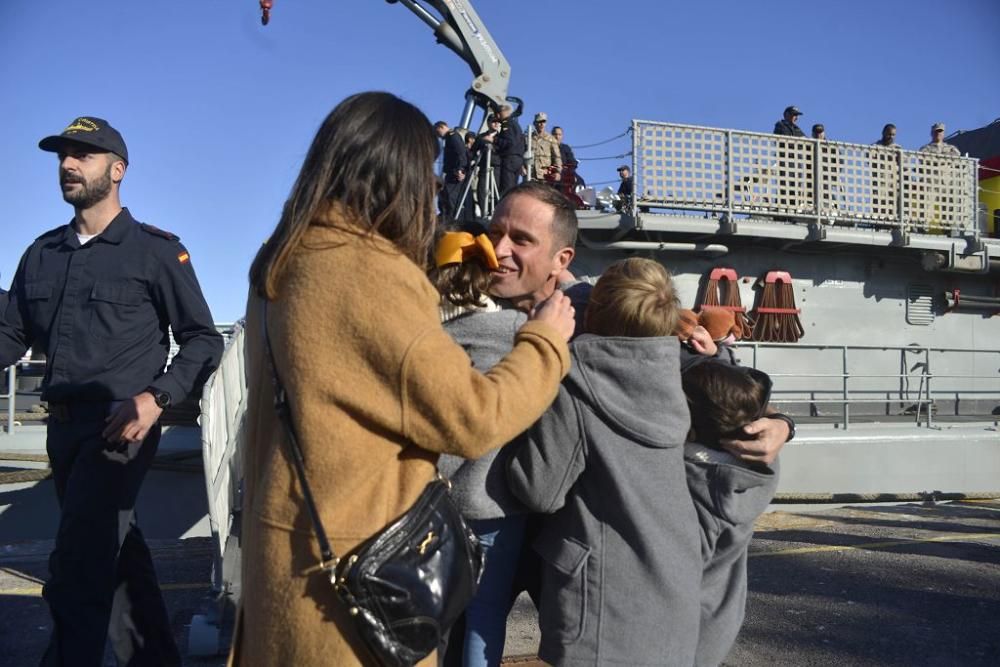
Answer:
[{"xmin": 906, "ymin": 284, "xmax": 935, "ymax": 325}]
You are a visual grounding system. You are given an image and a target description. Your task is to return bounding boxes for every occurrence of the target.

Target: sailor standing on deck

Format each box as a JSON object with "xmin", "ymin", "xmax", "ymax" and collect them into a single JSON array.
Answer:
[{"xmin": 0, "ymin": 116, "xmax": 223, "ymax": 666}]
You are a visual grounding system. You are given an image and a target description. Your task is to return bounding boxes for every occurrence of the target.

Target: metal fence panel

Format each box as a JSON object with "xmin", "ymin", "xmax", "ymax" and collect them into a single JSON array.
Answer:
[{"xmin": 632, "ymin": 120, "xmax": 978, "ymax": 233}]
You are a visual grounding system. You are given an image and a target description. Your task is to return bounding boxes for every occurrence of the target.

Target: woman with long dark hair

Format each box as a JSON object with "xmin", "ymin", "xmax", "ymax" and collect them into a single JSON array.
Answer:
[{"xmin": 230, "ymin": 92, "xmax": 575, "ymax": 666}]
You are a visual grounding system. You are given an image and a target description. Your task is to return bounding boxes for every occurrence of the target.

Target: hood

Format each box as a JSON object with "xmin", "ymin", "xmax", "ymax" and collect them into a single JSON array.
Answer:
[{"xmin": 565, "ymin": 334, "xmax": 689, "ymax": 448}]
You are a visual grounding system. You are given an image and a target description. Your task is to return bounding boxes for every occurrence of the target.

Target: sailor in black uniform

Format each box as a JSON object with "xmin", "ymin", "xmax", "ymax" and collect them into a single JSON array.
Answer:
[
  {"xmin": 494, "ymin": 103, "xmax": 525, "ymax": 195},
  {"xmin": 0, "ymin": 116, "xmax": 223, "ymax": 666},
  {"xmin": 773, "ymin": 105, "xmax": 805, "ymax": 137}
]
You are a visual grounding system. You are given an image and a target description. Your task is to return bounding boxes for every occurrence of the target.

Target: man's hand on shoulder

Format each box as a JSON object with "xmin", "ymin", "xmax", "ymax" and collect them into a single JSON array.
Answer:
[{"xmin": 720, "ymin": 415, "xmax": 789, "ymax": 465}]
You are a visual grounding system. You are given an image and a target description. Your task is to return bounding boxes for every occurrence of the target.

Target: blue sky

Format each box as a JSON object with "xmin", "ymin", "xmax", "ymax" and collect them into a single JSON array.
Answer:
[{"xmin": 3, "ymin": 0, "xmax": 998, "ymax": 321}]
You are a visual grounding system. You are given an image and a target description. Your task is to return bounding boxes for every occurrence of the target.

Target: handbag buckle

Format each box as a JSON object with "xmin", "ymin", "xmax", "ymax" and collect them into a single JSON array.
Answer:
[{"xmin": 436, "ymin": 472, "xmax": 453, "ymax": 490}]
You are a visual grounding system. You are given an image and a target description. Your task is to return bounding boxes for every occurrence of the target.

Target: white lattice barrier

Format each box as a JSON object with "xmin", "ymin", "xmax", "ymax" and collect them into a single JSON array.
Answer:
[
  {"xmin": 636, "ymin": 123, "xmax": 728, "ymax": 208},
  {"xmin": 731, "ymin": 132, "xmax": 815, "ymax": 213},
  {"xmin": 901, "ymin": 152, "xmax": 977, "ymax": 232},
  {"xmin": 631, "ymin": 120, "xmax": 978, "ymax": 232},
  {"xmin": 199, "ymin": 321, "xmax": 246, "ymax": 591}
]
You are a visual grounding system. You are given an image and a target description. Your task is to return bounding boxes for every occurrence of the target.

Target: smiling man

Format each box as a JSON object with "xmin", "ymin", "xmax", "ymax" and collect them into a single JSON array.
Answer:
[
  {"xmin": 0, "ymin": 116, "xmax": 222, "ymax": 665},
  {"xmin": 486, "ymin": 182, "xmax": 577, "ymax": 312}
]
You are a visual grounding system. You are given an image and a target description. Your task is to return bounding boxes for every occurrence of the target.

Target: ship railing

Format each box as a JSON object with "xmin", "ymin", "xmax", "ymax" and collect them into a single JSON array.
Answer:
[
  {"xmin": 631, "ymin": 120, "xmax": 981, "ymax": 237},
  {"xmin": 0, "ymin": 323, "xmax": 238, "ymax": 436},
  {"xmin": 198, "ymin": 320, "xmax": 246, "ymax": 600},
  {"xmin": 736, "ymin": 341, "xmax": 1000, "ymax": 430},
  {"xmin": 2, "ymin": 358, "xmax": 45, "ymax": 434}
]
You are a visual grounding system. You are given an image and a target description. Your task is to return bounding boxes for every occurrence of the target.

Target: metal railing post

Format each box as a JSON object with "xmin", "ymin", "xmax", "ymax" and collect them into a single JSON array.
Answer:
[
  {"xmin": 897, "ymin": 148, "xmax": 906, "ymax": 233},
  {"xmin": 842, "ymin": 346, "xmax": 850, "ymax": 430},
  {"xmin": 813, "ymin": 138, "xmax": 821, "ymax": 220},
  {"xmin": 973, "ymin": 157, "xmax": 981, "ymax": 239},
  {"xmin": 726, "ymin": 129, "xmax": 733, "ymax": 221},
  {"xmin": 631, "ymin": 119, "xmax": 639, "ymax": 223},
  {"xmin": 6, "ymin": 365, "xmax": 15, "ymax": 435},
  {"xmin": 925, "ymin": 348, "xmax": 934, "ymax": 428}
]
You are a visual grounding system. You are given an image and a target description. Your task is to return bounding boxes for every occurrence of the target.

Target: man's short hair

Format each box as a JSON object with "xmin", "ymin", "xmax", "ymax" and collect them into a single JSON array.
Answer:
[
  {"xmin": 584, "ymin": 258, "xmax": 678, "ymax": 338},
  {"xmin": 682, "ymin": 363, "xmax": 770, "ymax": 445},
  {"xmin": 882, "ymin": 123, "xmax": 896, "ymax": 133},
  {"xmin": 433, "ymin": 121, "xmax": 449, "ymax": 131},
  {"xmin": 500, "ymin": 181, "xmax": 578, "ymax": 251}
]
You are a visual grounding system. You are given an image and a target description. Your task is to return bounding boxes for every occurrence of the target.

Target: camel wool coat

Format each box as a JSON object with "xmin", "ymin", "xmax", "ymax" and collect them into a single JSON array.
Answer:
[{"xmin": 229, "ymin": 210, "xmax": 570, "ymax": 667}]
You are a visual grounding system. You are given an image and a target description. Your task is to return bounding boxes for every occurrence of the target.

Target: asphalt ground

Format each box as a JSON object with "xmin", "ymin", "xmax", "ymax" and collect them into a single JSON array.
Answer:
[{"xmin": 1, "ymin": 496, "xmax": 997, "ymax": 666}]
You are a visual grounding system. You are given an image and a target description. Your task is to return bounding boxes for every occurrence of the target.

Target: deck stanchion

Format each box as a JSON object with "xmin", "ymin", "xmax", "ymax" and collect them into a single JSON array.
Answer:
[
  {"xmin": 842, "ymin": 347, "xmax": 850, "ymax": 430},
  {"xmin": 6, "ymin": 365, "xmax": 15, "ymax": 434}
]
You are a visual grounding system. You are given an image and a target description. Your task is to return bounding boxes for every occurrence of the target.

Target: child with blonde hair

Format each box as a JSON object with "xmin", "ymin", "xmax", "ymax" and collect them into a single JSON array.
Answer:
[{"xmin": 508, "ymin": 257, "xmax": 702, "ymax": 665}]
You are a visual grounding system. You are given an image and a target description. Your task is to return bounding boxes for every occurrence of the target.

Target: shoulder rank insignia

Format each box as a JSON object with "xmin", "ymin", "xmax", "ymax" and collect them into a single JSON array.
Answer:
[
  {"xmin": 139, "ymin": 223, "xmax": 180, "ymax": 241},
  {"xmin": 177, "ymin": 251, "xmax": 190, "ymax": 264}
]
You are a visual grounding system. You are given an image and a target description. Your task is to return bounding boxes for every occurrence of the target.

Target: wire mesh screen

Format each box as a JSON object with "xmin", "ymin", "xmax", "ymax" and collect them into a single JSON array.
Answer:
[
  {"xmin": 901, "ymin": 152, "xmax": 976, "ymax": 232},
  {"xmin": 636, "ymin": 124, "xmax": 727, "ymax": 208},
  {"xmin": 632, "ymin": 120, "xmax": 977, "ymax": 233},
  {"xmin": 731, "ymin": 133, "xmax": 815, "ymax": 213}
]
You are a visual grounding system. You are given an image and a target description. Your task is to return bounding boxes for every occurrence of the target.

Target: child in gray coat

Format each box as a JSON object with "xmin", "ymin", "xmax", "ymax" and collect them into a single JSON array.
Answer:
[
  {"xmin": 681, "ymin": 361, "xmax": 780, "ymax": 666},
  {"xmin": 508, "ymin": 258, "xmax": 702, "ymax": 666}
]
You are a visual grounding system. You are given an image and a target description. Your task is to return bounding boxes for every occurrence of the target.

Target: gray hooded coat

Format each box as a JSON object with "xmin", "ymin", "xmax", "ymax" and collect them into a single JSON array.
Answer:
[{"xmin": 508, "ymin": 334, "xmax": 701, "ymax": 666}]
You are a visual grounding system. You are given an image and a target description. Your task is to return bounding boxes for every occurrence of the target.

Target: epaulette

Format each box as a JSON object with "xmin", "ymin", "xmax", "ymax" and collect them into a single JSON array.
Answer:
[{"xmin": 139, "ymin": 223, "xmax": 180, "ymax": 241}]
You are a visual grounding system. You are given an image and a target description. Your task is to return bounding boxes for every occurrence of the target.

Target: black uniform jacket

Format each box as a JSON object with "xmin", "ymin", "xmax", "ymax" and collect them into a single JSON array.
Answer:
[
  {"xmin": 560, "ymin": 143, "xmax": 577, "ymax": 167},
  {"xmin": 442, "ymin": 131, "xmax": 470, "ymax": 182},
  {"xmin": 773, "ymin": 119, "xmax": 805, "ymax": 137},
  {"xmin": 495, "ymin": 120, "xmax": 525, "ymax": 169},
  {"xmin": 0, "ymin": 208, "xmax": 223, "ymax": 404}
]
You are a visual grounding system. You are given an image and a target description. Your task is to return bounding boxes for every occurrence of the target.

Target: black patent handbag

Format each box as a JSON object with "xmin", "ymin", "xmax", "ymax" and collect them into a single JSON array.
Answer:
[{"xmin": 261, "ymin": 302, "xmax": 484, "ymax": 666}]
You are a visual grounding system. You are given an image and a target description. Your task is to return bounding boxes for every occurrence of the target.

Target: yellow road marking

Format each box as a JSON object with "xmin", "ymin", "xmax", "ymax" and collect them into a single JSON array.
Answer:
[
  {"xmin": 752, "ymin": 532, "xmax": 1000, "ymax": 557},
  {"xmin": 0, "ymin": 582, "xmax": 207, "ymax": 597}
]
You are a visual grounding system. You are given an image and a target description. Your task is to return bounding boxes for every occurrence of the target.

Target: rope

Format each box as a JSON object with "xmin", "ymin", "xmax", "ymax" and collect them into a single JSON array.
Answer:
[
  {"xmin": 750, "ymin": 279, "xmax": 804, "ymax": 343},
  {"xmin": 576, "ymin": 152, "xmax": 632, "ymax": 162},
  {"xmin": 572, "ymin": 129, "xmax": 631, "ymax": 150},
  {"xmin": 699, "ymin": 274, "xmax": 752, "ymax": 339},
  {"xmin": 0, "ymin": 450, "xmax": 204, "ymax": 483},
  {"xmin": 772, "ymin": 491, "xmax": 1000, "ymax": 503},
  {"xmin": 0, "ymin": 469, "xmax": 51, "ymax": 484}
]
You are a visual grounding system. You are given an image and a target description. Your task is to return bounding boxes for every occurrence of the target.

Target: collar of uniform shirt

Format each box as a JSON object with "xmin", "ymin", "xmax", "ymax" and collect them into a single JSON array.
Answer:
[{"xmin": 61, "ymin": 208, "xmax": 134, "ymax": 247}]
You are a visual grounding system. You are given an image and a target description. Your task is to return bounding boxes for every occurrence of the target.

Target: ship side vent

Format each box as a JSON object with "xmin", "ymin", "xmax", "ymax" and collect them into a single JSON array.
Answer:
[{"xmin": 906, "ymin": 284, "xmax": 935, "ymax": 325}]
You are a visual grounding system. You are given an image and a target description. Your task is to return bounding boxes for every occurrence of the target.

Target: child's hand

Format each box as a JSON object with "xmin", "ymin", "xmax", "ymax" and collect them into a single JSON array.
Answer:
[
  {"xmin": 687, "ymin": 326, "xmax": 717, "ymax": 356},
  {"xmin": 529, "ymin": 291, "xmax": 576, "ymax": 341}
]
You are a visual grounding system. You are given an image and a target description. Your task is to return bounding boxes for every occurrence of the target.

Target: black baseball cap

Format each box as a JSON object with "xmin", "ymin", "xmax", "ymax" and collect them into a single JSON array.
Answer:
[
  {"xmin": 784, "ymin": 106, "xmax": 803, "ymax": 117},
  {"xmin": 39, "ymin": 116, "xmax": 129, "ymax": 164}
]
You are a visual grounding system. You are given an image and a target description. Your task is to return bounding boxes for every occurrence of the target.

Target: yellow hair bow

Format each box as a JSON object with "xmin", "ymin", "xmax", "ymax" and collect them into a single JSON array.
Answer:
[{"xmin": 434, "ymin": 232, "xmax": 500, "ymax": 270}]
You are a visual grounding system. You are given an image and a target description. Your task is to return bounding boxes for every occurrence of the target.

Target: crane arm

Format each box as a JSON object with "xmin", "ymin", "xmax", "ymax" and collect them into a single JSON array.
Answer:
[
  {"xmin": 387, "ymin": 0, "xmax": 511, "ymax": 110},
  {"xmin": 258, "ymin": 1, "xmax": 511, "ymax": 110}
]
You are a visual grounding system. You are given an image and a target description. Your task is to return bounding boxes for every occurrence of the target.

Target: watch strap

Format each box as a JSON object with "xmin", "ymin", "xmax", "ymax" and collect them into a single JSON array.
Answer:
[{"xmin": 764, "ymin": 412, "xmax": 795, "ymax": 442}]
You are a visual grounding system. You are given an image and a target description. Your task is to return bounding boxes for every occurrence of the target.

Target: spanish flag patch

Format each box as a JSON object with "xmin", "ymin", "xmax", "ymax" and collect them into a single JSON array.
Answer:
[{"xmin": 177, "ymin": 251, "xmax": 190, "ymax": 264}]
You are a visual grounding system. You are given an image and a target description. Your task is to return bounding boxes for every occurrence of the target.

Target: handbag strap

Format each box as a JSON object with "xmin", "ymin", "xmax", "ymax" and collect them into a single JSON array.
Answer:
[{"xmin": 260, "ymin": 299, "xmax": 339, "ymax": 568}]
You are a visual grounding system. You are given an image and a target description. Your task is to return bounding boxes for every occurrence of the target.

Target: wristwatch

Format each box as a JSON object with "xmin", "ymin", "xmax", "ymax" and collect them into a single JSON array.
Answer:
[
  {"xmin": 145, "ymin": 387, "xmax": 172, "ymax": 409},
  {"xmin": 765, "ymin": 413, "xmax": 796, "ymax": 442}
]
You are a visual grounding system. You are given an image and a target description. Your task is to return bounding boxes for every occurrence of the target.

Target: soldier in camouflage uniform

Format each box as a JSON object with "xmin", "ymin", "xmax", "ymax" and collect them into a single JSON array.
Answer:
[
  {"xmin": 531, "ymin": 112, "xmax": 562, "ymax": 182},
  {"xmin": 919, "ymin": 123, "xmax": 962, "ymax": 230},
  {"xmin": 920, "ymin": 122, "xmax": 960, "ymax": 155}
]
